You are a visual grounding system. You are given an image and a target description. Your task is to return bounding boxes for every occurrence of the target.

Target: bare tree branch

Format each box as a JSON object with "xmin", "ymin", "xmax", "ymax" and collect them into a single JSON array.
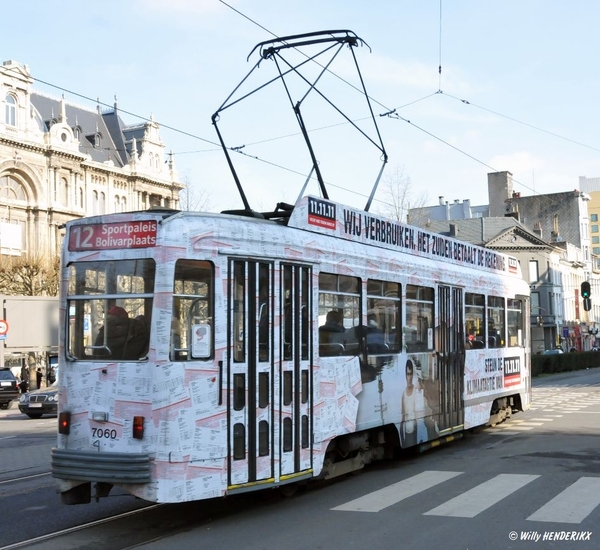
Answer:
[
  {"xmin": 0, "ymin": 253, "xmax": 59, "ymax": 296},
  {"xmin": 375, "ymin": 164, "xmax": 429, "ymax": 223}
]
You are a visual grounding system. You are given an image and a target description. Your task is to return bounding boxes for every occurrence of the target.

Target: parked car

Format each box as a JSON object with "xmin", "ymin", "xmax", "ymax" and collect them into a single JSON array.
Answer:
[
  {"xmin": 18, "ymin": 381, "xmax": 58, "ymax": 418},
  {"xmin": 542, "ymin": 348, "xmax": 564, "ymax": 355},
  {"xmin": 0, "ymin": 368, "xmax": 19, "ymax": 409}
]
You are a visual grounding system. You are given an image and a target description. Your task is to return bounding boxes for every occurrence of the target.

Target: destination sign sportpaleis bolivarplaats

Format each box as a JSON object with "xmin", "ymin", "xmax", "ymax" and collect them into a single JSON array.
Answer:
[{"xmin": 68, "ymin": 221, "xmax": 158, "ymax": 251}]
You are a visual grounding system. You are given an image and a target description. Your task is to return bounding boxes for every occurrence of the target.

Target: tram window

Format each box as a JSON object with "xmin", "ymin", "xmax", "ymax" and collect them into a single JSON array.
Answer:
[
  {"xmin": 66, "ymin": 259, "xmax": 154, "ymax": 361},
  {"xmin": 258, "ymin": 372, "xmax": 269, "ymax": 408},
  {"xmin": 233, "ymin": 423, "xmax": 245, "ymax": 460},
  {"xmin": 465, "ymin": 293, "xmax": 485, "ymax": 349},
  {"xmin": 487, "ymin": 296, "xmax": 506, "ymax": 348},
  {"xmin": 258, "ymin": 263, "xmax": 271, "ymax": 362},
  {"xmin": 283, "ymin": 370, "xmax": 293, "ymax": 406},
  {"xmin": 367, "ymin": 279, "xmax": 401, "ymax": 353},
  {"xmin": 301, "ymin": 415, "xmax": 309, "ymax": 448},
  {"xmin": 301, "ymin": 369, "xmax": 308, "ymax": 403},
  {"xmin": 405, "ymin": 285, "xmax": 434, "ymax": 352},
  {"xmin": 283, "ymin": 265, "xmax": 311, "ymax": 361},
  {"xmin": 318, "ymin": 273, "xmax": 361, "ymax": 357},
  {"xmin": 283, "ymin": 417, "xmax": 293, "ymax": 452},
  {"xmin": 233, "ymin": 374, "xmax": 245, "ymax": 411},
  {"xmin": 507, "ymin": 298, "xmax": 523, "ymax": 347},
  {"xmin": 171, "ymin": 260, "xmax": 214, "ymax": 361},
  {"xmin": 258, "ymin": 420, "xmax": 269, "ymax": 456},
  {"xmin": 233, "ymin": 262, "xmax": 245, "ymax": 362}
]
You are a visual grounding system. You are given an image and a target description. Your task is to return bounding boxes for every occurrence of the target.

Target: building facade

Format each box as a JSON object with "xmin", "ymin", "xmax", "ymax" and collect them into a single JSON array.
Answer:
[{"xmin": 0, "ymin": 59, "xmax": 183, "ymax": 258}]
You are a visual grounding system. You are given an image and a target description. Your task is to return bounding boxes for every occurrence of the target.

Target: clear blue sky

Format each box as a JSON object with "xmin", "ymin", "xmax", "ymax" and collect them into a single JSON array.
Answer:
[{"xmin": 5, "ymin": 0, "xmax": 600, "ymax": 213}]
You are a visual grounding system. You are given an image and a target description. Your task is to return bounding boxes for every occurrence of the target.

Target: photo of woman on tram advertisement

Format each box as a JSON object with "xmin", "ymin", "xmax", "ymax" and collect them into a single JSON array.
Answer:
[{"xmin": 400, "ymin": 356, "xmax": 440, "ymax": 447}]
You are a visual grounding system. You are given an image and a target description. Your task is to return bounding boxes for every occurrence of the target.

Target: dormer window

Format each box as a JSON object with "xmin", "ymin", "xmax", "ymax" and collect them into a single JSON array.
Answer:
[
  {"xmin": 45, "ymin": 118, "xmax": 58, "ymax": 130},
  {"xmin": 72, "ymin": 125, "xmax": 82, "ymax": 140},
  {"xmin": 5, "ymin": 94, "xmax": 16, "ymax": 126},
  {"xmin": 86, "ymin": 132, "xmax": 102, "ymax": 148}
]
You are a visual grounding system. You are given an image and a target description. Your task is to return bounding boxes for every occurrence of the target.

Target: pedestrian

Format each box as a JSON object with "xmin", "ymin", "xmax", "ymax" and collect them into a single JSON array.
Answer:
[
  {"xmin": 36, "ymin": 366, "xmax": 43, "ymax": 388},
  {"xmin": 48, "ymin": 366, "xmax": 56, "ymax": 385}
]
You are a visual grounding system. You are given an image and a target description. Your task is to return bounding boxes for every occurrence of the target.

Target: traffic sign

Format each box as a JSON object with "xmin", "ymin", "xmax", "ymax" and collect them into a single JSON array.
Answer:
[{"xmin": 0, "ymin": 319, "xmax": 8, "ymax": 336}]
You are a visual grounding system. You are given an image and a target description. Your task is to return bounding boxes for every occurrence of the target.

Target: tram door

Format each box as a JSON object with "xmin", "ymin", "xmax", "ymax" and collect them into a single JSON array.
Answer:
[
  {"xmin": 227, "ymin": 260, "xmax": 312, "ymax": 488},
  {"xmin": 436, "ymin": 285, "xmax": 465, "ymax": 433},
  {"xmin": 280, "ymin": 264, "xmax": 312, "ymax": 480},
  {"xmin": 228, "ymin": 260, "xmax": 275, "ymax": 487}
]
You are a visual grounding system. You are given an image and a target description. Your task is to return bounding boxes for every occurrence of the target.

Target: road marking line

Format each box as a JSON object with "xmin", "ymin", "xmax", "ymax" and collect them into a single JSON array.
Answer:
[
  {"xmin": 424, "ymin": 474, "xmax": 539, "ymax": 518},
  {"xmin": 527, "ymin": 478, "xmax": 600, "ymax": 524},
  {"xmin": 332, "ymin": 470, "xmax": 462, "ymax": 513},
  {"xmin": 510, "ymin": 421, "xmax": 544, "ymax": 427}
]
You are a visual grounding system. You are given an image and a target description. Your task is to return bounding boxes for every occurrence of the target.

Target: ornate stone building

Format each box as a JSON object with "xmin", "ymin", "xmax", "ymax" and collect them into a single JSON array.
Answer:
[{"xmin": 0, "ymin": 59, "xmax": 183, "ymax": 258}]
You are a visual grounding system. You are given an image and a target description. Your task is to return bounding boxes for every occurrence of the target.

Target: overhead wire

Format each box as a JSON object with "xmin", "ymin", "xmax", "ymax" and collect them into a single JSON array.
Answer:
[{"xmin": 217, "ymin": 0, "xmax": 600, "ymax": 207}]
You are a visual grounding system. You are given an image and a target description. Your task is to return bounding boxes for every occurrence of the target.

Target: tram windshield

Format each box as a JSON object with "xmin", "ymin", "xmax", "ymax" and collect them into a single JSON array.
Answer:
[{"xmin": 66, "ymin": 259, "xmax": 155, "ymax": 361}]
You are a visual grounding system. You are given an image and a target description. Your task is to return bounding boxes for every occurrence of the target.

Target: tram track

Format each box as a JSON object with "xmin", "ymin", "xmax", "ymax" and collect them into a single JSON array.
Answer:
[
  {"xmin": 0, "ymin": 504, "xmax": 162, "ymax": 550},
  {"xmin": 0, "ymin": 471, "xmax": 55, "ymax": 498}
]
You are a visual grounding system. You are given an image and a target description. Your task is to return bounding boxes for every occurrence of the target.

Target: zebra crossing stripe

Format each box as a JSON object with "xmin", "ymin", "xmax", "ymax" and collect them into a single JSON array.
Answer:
[
  {"xmin": 424, "ymin": 474, "xmax": 539, "ymax": 518},
  {"xmin": 331, "ymin": 470, "xmax": 462, "ymax": 513},
  {"xmin": 527, "ymin": 477, "xmax": 600, "ymax": 524}
]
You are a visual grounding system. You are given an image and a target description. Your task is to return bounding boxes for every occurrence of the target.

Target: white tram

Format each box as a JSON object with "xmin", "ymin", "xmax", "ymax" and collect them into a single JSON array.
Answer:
[
  {"xmin": 52, "ymin": 195, "xmax": 531, "ymax": 504},
  {"xmin": 52, "ymin": 30, "xmax": 530, "ymax": 504}
]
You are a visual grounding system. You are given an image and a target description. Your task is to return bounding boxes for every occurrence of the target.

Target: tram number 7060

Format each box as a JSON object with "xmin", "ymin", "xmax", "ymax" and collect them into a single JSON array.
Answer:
[{"xmin": 91, "ymin": 427, "xmax": 117, "ymax": 440}]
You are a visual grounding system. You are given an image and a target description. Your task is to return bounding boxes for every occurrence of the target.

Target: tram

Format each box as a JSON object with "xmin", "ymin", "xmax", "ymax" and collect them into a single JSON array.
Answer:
[{"xmin": 51, "ymin": 31, "xmax": 531, "ymax": 505}]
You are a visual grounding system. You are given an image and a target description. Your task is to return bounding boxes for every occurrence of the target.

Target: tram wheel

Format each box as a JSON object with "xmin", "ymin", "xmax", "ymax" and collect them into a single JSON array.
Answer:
[{"xmin": 279, "ymin": 483, "xmax": 299, "ymax": 498}]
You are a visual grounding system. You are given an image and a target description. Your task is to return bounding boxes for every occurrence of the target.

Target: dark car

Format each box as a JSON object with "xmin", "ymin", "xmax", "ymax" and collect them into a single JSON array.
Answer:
[
  {"xmin": 542, "ymin": 349, "xmax": 564, "ymax": 355},
  {"xmin": 0, "ymin": 368, "xmax": 19, "ymax": 410},
  {"xmin": 18, "ymin": 381, "xmax": 58, "ymax": 418}
]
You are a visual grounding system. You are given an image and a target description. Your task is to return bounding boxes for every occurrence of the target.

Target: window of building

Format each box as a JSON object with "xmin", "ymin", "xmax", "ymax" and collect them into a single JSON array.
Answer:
[
  {"xmin": 530, "ymin": 292, "xmax": 540, "ymax": 315},
  {"xmin": 592, "ymin": 225, "xmax": 599, "ymax": 234},
  {"xmin": 5, "ymin": 94, "xmax": 16, "ymax": 126},
  {"xmin": 0, "ymin": 175, "xmax": 27, "ymax": 201},
  {"xmin": 528, "ymin": 260, "xmax": 539, "ymax": 284},
  {"xmin": 592, "ymin": 236, "xmax": 599, "ymax": 245},
  {"xmin": 59, "ymin": 177, "xmax": 69, "ymax": 205},
  {"xmin": 594, "ymin": 247, "xmax": 600, "ymax": 255},
  {"xmin": 592, "ymin": 214, "xmax": 598, "ymax": 222}
]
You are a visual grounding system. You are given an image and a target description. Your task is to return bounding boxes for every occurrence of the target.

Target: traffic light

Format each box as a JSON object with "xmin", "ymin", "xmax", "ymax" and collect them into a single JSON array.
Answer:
[{"xmin": 581, "ymin": 281, "xmax": 591, "ymax": 298}]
